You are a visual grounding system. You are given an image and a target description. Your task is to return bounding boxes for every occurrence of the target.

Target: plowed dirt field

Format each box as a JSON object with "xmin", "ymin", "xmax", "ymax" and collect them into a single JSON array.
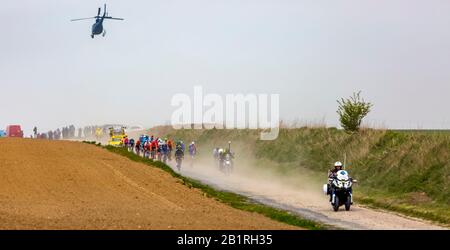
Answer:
[{"xmin": 0, "ymin": 138, "xmax": 296, "ymax": 229}]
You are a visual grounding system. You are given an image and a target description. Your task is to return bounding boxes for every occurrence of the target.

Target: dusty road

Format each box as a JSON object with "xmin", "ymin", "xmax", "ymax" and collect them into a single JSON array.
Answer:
[
  {"xmin": 0, "ymin": 138, "xmax": 296, "ymax": 229},
  {"xmin": 168, "ymin": 157, "xmax": 447, "ymax": 230}
]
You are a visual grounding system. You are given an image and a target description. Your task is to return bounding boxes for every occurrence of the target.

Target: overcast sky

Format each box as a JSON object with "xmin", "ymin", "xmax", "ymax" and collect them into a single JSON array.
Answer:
[{"xmin": 1, "ymin": 0, "xmax": 450, "ymax": 135}]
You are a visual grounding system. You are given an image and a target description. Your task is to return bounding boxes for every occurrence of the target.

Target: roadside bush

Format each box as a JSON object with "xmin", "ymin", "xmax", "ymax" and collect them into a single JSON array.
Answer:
[{"xmin": 337, "ymin": 91, "xmax": 372, "ymax": 133}]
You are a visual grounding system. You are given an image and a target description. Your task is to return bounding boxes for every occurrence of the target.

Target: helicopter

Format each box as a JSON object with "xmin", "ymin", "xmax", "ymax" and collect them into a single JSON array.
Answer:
[{"xmin": 71, "ymin": 4, "xmax": 124, "ymax": 38}]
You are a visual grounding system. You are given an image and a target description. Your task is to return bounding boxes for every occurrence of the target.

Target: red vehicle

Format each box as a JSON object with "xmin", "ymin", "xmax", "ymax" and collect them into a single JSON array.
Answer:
[{"xmin": 6, "ymin": 125, "xmax": 24, "ymax": 138}]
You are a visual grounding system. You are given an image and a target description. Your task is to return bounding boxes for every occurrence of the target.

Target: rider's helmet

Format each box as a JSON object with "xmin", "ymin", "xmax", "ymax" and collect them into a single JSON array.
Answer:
[
  {"xmin": 334, "ymin": 161, "xmax": 343, "ymax": 170},
  {"xmin": 218, "ymin": 148, "xmax": 224, "ymax": 154},
  {"xmin": 191, "ymin": 141, "xmax": 195, "ymax": 145}
]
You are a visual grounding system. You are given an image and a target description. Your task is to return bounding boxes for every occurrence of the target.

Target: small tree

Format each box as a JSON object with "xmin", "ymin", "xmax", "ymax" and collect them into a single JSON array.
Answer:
[{"xmin": 337, "ymin": 91, "xmax": 372, "ymax": 133}]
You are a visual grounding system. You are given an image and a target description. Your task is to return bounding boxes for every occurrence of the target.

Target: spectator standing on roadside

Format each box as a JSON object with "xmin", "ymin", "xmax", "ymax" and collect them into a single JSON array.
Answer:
[{"xmin": 33, "ymin": 127, "xmax": 38, "ymax": 138}]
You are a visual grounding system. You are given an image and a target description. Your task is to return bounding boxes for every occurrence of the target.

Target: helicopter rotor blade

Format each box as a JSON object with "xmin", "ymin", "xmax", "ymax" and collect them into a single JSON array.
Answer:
[
  {"xmin": 98, "ymin": 7, "xmax": 101, "ymax": 16},
  {"xmin": 104, "ymin": 17, "xmax": 124, "ymax": 20},
  {"xmin": 71, "ymin": 17, "xmax": 96, "ymax": 21}
]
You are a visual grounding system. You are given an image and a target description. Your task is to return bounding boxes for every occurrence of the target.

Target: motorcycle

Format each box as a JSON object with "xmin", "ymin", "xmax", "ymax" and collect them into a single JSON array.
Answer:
[
  {"xmin": 220, "ymin": 153, "xmax": 233, "ymax": 175},
  {"xmin": 323, "ymin": 170, "xmax": 357, "ymax": 212}
]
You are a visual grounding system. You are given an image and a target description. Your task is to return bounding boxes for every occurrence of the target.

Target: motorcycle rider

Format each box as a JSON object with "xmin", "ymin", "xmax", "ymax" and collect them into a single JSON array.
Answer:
[
  {"xmin": 328, "ymin": 161, "xmax": 344, "ymax": 201},
  {"xmin": 219, "ymin": 143, "xmax": 233, "ymax": 160},
  {"xmin": 224, "ymin": 147, "xmax": 234, "ymax": 162},
  {"xmin": 329, "ymin": 161, "xmax": 343, "ymax": 179},
  {"xmin": 216, "ymin": 147, "xmax": 232, "ymax": 170}
]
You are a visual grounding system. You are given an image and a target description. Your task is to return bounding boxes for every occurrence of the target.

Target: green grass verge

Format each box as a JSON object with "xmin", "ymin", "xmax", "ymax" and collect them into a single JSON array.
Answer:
[
  {"xmin": 357, "ymin": 197, "xmax": 449, "ymax": 226},
  {"xmin": 355, "ymin": 190, "xmax": 450, "ymax": 226},
  {"xmin": 84, "ymin": 141, "xmax": 328, "ymax": 230}
]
